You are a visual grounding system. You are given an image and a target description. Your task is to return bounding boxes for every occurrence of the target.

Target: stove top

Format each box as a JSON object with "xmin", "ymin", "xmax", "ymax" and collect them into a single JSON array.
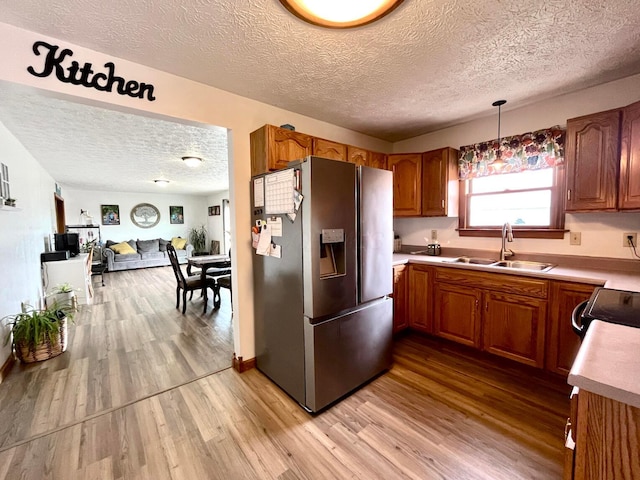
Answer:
[{"xmin": 584, "ymin": 288, "xmax": 640, "ymax": 329}]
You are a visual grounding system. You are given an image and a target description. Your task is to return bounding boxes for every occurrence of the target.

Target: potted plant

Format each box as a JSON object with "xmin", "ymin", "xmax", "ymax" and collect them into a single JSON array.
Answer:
[
  {"xmin": 189, "ymin": 225, "xmax": 208, "ymax": 255},
  {"xmin": 47, "ymin": 283, "xmax": 78, "ymax": 311},
  {"xmin": 3, "ymin": 302, "xmax": 75, "ymax": 363}
]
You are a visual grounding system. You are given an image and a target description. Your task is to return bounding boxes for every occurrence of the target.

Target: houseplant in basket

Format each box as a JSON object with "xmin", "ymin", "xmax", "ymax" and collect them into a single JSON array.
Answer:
[{"xmin": 3, "ymin": 302, "xmax": 75, "ymax": 363}]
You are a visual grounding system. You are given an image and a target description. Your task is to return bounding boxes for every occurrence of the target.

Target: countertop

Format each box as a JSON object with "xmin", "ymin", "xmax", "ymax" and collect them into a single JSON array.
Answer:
[
  {"xmin": 395, "ymin": 250, "xmax": 640, "ymax": 407},
  {"xmin": 392, "ymin": 252, "xmax": 640, "ymax": 292},
  {"xmin": 568, "ymin": 320, "xmax": 640, "ymax": 409}
]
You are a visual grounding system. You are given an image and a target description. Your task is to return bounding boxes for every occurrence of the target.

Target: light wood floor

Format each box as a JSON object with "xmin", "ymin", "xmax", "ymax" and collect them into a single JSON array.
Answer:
[
  {"xmin": 0, "ymin": 266, "xmax": 233, "ymax": 450},
  {"xmin": 0, "ymin": 330, "xmax": 569, "ymax": 479}
]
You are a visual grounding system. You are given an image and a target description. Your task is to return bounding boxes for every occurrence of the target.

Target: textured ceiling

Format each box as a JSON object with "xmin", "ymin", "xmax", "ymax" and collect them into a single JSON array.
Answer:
[
  {"xmin": 1, "ymin": 0, "xmax": 640, "ymax": 143},
  {"xmin": 0, "ymin": 83, "xmax": 229, "ymax": 195}
]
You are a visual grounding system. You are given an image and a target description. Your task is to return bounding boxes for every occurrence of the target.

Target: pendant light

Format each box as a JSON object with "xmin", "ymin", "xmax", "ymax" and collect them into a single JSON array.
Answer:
[{"xmin": 492, "ymin": 99, "xmax": 506, "ymax": 170}]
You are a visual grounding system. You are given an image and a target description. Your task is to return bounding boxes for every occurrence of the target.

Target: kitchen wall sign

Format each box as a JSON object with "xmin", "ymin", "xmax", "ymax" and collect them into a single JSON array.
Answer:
[{"xmin": 27, "ymin": 41, "xmax": 156, "ymax": 102}]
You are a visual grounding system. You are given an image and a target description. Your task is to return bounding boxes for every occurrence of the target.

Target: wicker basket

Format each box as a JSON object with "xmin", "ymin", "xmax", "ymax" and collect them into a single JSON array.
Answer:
[{"xmin": 14, "ymin": 317, "xmax": 68, "ymax": 363}]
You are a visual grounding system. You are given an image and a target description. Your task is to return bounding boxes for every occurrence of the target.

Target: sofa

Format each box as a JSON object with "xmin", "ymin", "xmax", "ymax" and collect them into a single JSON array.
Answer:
[{"xmin": 103, "ymin": 238, "xmax": 193, "ymax": 272}]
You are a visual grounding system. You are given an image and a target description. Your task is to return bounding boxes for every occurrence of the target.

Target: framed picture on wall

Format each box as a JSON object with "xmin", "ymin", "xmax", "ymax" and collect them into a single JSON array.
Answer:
[
  {"xmin": 170, "ymin": 205, "xmax": 184, "ymax": 224},
  {"xmin": 208, "ymin": 205, "xmax": 220, "ymax": 216},
  {"xmin": 101, "ymin": 204, "xmax": 120, "ymax": 225}
]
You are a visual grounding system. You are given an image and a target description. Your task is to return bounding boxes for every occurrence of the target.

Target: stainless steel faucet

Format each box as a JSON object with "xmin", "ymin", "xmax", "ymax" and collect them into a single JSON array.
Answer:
[{"xmin": 500, "ymin": 222, "xmax": 514, "ymax": 261}]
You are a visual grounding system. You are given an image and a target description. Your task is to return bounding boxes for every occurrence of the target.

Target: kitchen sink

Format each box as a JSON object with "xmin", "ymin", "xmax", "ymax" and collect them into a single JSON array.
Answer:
[
  {"xmin": 447, "ymin": 256, "xmax": 498, "ymax": 265},
  {"xmin": 490, "ymin": 260, "xmax": 555, "ymax": 272}
]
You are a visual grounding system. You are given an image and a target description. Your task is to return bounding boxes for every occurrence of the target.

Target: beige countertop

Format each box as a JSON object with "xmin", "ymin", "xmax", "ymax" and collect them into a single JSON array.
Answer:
[{"xmin": 568, "ymin": 320, "xmax": 640, "ymax": 409}]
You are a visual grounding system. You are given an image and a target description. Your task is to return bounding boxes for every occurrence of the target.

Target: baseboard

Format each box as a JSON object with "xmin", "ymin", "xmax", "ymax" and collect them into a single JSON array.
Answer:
[
  {"xmin": 0, "ymin": 355, "xmax": 15, "ymax": 385},
  {"xmin": 232, "ymin": 353, "xmax": 256, "ymax": 373}
]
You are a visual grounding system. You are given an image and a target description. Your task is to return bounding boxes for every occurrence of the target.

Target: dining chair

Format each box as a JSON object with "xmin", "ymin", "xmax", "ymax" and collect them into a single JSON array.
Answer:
[
  {"xmin": 167, "ymin": 244, "xmax": 217, "ymax": 314},
  {"xmin": 214, "ymin": 275, "xmax": 232, "ymax": 310}
]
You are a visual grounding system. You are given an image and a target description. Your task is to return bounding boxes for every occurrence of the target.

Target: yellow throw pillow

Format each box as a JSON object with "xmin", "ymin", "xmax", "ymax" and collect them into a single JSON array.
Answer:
[
  {"xmin": 110, "ymin": 241, "xmax": 137, "ymax": 254},
  {"xmin": 171, "ymin": 237, "xmax": 187, "ymax": 250}
]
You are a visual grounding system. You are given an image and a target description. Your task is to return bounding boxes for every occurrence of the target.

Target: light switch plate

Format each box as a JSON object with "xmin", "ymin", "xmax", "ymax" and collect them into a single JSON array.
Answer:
[{"xmin": 570, "ymin": 232, "xmax": 581, "ymax": 246}]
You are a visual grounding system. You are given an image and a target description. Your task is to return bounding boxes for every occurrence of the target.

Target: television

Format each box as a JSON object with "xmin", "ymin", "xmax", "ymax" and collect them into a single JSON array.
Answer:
[{"xmin": 54, "ymin": 233, "xmax": 80, "ymax": 257}]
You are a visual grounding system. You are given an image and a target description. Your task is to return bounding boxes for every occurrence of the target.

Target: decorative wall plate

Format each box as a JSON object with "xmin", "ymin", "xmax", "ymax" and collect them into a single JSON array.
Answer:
[{"xmin": 130, "ymin": 203, "xmax": 160, "ymax": 228}]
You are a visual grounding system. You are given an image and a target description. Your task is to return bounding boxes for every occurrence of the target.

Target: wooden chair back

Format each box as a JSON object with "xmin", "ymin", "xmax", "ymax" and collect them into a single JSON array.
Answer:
[{"xmin": 166, "ymin": 244, "xmax": 186, "ymax": 288}]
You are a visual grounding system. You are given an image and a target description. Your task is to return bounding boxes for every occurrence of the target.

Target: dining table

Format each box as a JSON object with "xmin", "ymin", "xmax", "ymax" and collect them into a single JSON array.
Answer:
[{"xmin": 187, "ymin": 254, "xmax": 231, "ymax": 312}]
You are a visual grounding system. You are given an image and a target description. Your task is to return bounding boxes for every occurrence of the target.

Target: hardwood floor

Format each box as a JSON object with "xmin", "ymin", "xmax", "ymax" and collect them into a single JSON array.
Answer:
[
  {"xmin": 0, "ymin": 266, "xmax": 233, "ymax": 450},
  {"xmin": 0, "ymin": 332, "xmax": 569, "ymax": 479}
]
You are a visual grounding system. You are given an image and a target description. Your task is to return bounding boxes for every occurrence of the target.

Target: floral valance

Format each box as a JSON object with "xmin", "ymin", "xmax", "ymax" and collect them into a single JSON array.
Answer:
[{"xmin": 458, "ymin": 126, "xmax": 565, "ymax": 179}]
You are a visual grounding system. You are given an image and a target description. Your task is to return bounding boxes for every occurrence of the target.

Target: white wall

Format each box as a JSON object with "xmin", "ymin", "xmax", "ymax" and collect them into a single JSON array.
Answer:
[
  {"xmin": 63, "ymin": 187, "xmax": 209, "ymax": 243},
  {"xmin": 393, "ymin": 74, "xmax": 640, "ymax": 259},
  {"xmin": 0, "ymin": 121, "xmax": 56, "ymax": 366},
  {"xmin": 0, "ymin": 22, "xmax": 392, "ymax": 362},
  {"xmin": 206, "ymin": 191, "xmax": 229, "ymax": 253}
]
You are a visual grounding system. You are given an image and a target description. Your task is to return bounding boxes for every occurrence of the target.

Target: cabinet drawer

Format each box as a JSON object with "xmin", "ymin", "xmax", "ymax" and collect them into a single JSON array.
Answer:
[{"xmin": 434, "ymin": 268, "xmax": 548, "ymax": 299}]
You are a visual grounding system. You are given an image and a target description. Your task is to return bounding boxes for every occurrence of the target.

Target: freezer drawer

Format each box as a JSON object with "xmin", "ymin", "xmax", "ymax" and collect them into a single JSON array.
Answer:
[{"xmin": 304, "ymin": 297, "xmax": 393, "ymax": 412}]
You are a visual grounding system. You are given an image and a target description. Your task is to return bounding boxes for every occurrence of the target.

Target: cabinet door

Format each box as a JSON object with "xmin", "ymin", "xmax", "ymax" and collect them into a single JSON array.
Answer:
[
  {"xmin": 482, "ymin": 292, "xmax": 547, "ymax": 367},
  {"xmin": 565, "ymin": 110, "xmax": 621, "ymax": 211},
  {"xmin": 347, "ymin": 146, "xmax": 368, "ymax": 166},
  {"xmin": 408, "ymin": 265, "xmax": 431, "ymax": 333},
  {"xmin": 392, "ymin": 265, "xmax": 409, "ymax": 333},
  {"xmin": 619, "ymin": 100, "xmax": 640, "ymax": 210},
  {"xmin": 312, "ymin": 138, "xmax": 347, "ymax": 161},
  {"xmin": 250, "ymin": 125, "xmax": 312, "ymax": 175},
  {"xmin": 421, "ymin": 147, "xmax": 458, "ymax": 217},
  {"xmin": 388, "ymin": 154, "xmax": 422, "ymax": 216},
  {"xmin": 369, "ymin": 151, "xmax": 387, "ymax": 170},
  {"xmin": 433, "ymin": 282, "xmax": 481, "ymax": 347},
  {"xmin": 547, "ymin": 281, "xmax": 595, "ymax": 375}
]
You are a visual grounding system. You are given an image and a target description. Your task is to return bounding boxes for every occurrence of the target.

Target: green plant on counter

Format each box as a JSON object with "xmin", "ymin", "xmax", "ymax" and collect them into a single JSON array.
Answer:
[
  {"xmin": 54, "ymin": 283, "xmax": 74, "ymax": 293},
  {"xmin": 189, "ymin": 225, "xmax": 208, "ymax": 254}
]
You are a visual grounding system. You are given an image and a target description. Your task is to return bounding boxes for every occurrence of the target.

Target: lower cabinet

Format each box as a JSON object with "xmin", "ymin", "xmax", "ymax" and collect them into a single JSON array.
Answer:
[
  {"xmin": 392, "ymin": 264, "xmax": 409, "ymax": 333},
  {"xmin": 547, "ymin": 281, "xmax": 596, "ymax": 375},
  {"xmin": 482, "ymin": 291, "xmax": 547, "ymax": 368},
  {"xmin": 433, "ymin": 282, "xmax": 481, "ymax": 347},
  {"xmin": 408, "ymin": 265, "xmax": 432, "ymax": 333}
]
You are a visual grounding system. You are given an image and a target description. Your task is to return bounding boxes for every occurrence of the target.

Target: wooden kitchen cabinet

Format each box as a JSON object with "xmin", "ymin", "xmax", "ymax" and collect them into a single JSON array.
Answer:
[
  {"xmin": 250, "ymin": 125, "xmax": 312, "ymax": 176},
  {"xmin": 421, "ymin": 147, "xmax": 459, "ymax": 217},
  {"xmin": 619, "ymin": 99, "xmax": 640, "ymax": 210},
  {"xmin": 565, "ymin": 109, "xmax": 621, "ymax": 212},
  {"xmin": 482, "ymin": 291, "xmax": 547, "ymax": 368},
  {"xmin": 369, "ymin": 151, "xmax": 387, "ymax": 170},
  {"xmin": 347, "ymin": 145, "xmax": 368, "ymax": 166},
  {"xmin": 388, "ymin": 153, "xmax": 422, "ymax": 216},
  {"xmin": 312, "ymin": 137, "xmax": 346, "ymax": 161},
  {"xmin": 408, "ymin": 265, "xmax": 432, "ymax": 333},
  {"xmin": 546, "ymin": 281, "xmax": 596, "ymax": 375},
  {"xmin": 392, "ymin": 265, "xmax": 409, "ymax": 333},
  {"xmin": 433, "ymin": 282, "xmax": 482, "ymax": 347}
]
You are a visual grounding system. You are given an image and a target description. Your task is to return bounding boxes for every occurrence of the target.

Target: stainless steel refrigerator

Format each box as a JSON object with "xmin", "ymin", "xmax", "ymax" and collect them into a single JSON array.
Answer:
[{"xmin": 252, "ymin": 156, "xmax": 393, "ymax": 412}]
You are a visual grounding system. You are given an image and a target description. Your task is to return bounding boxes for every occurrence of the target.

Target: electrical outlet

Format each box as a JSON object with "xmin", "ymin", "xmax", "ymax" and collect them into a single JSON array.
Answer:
[
  {"xmin": 569, "ymin": 232, "xmax": 581, "ymax": 246},
  {"xmin": 623, "ymin": 232, "xmax": 637, "ymax": 247},
  {"xmin": 431, "ymin": 230, "xmax": 438, "ymax": 241}
]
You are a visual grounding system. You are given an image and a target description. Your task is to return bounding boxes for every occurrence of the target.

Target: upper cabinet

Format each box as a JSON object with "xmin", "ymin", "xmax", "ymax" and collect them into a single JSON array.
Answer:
[
  {"xmin": 388, "ymin": 147, "xmax": 459, "ymax": 217},
  {"xmin": 388, "ymin": 153, "xmax": 422, "ymax": 216},
  {"xmin": 564, "ymin": 99, "xmax": 640, "ymax": 212},
  {"xmin": 312, "ymin": 138, "xmax": 346, "ymax": 161},
  {"xmin": 251, "ymin": 125, "xmax": 312, "ymax": 176},
  {"xmin": 619, "ymin": 100, "xmax": 640, "ymax": 210},
  {"xmin": 421, "ymin": 147, "xmax": 459, "ymax": 217},
  {"xmin": 250, "ymin": 125, "xmax": 388, "ymax": 176},
  {"xmin": 565, "ymin": 109, "xmax": 620, "ymax": 212}
]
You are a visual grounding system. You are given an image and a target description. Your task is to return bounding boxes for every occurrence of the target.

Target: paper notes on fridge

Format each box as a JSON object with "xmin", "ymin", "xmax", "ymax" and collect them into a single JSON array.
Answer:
[
  {"xmin": 267, "ymin": 217, "xmax": 282, "ymax": 237},
  {"xmin": 270, "ymin": 244, "xmax": 281, "ymax": 258},
  {"xmin": 256, "ymin": 225, "xmax": 272, "ymax": 256}
]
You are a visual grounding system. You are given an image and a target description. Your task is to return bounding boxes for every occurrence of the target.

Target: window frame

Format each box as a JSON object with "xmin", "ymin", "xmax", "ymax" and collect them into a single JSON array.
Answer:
[{"xmin": 457, "ymin": 166, "xmax": 566, "ymax": 239}]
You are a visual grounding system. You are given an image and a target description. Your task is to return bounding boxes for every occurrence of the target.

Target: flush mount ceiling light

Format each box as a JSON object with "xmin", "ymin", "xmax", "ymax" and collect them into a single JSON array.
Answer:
[
  {"xmin": 181, "ymin": 156, "xmax": 203, "ymax": 167},
  {"xmin": 492, "ymin": 99, "xmax": 507, "ymax": 170},
  {"xmin": 280, "ymin": 0, "xmax": 404, "ymax": 28},
  {"xmin": 154, "ymin": 179, "xmax": 170, "ymax": 187}
]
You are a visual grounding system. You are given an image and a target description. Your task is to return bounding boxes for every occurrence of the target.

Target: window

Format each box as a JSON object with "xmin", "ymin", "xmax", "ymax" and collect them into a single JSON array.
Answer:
[{"xmin": 458, "ymin": 167, "xmax": 565, "ymax": 238}]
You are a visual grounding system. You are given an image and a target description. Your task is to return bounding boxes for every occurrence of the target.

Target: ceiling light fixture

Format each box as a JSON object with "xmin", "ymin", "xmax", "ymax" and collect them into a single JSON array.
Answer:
[
  {"xmin": 280, "ymin": 0, "xmax": 404, "ymax": 29},
  {"xmin": 181, "ymin": 156, "xmax": 203, "ymax": 167},
  {"xmin": 492, "ymin": 99, "xmax": 507, "ymax": 170},
  {"xmin": 154, "ymin": 179, "xmax": 170, "ymax": 186}
]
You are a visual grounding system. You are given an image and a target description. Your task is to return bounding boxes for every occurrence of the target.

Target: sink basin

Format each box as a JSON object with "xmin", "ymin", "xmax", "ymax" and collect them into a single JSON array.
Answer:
[
  {"xmin": 490, "ymin": 260, "xmax": 555, "ymax": 272},
  {"xmin": 447, "ymin": 256, "xmax": 497, "ymax": 265}
]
